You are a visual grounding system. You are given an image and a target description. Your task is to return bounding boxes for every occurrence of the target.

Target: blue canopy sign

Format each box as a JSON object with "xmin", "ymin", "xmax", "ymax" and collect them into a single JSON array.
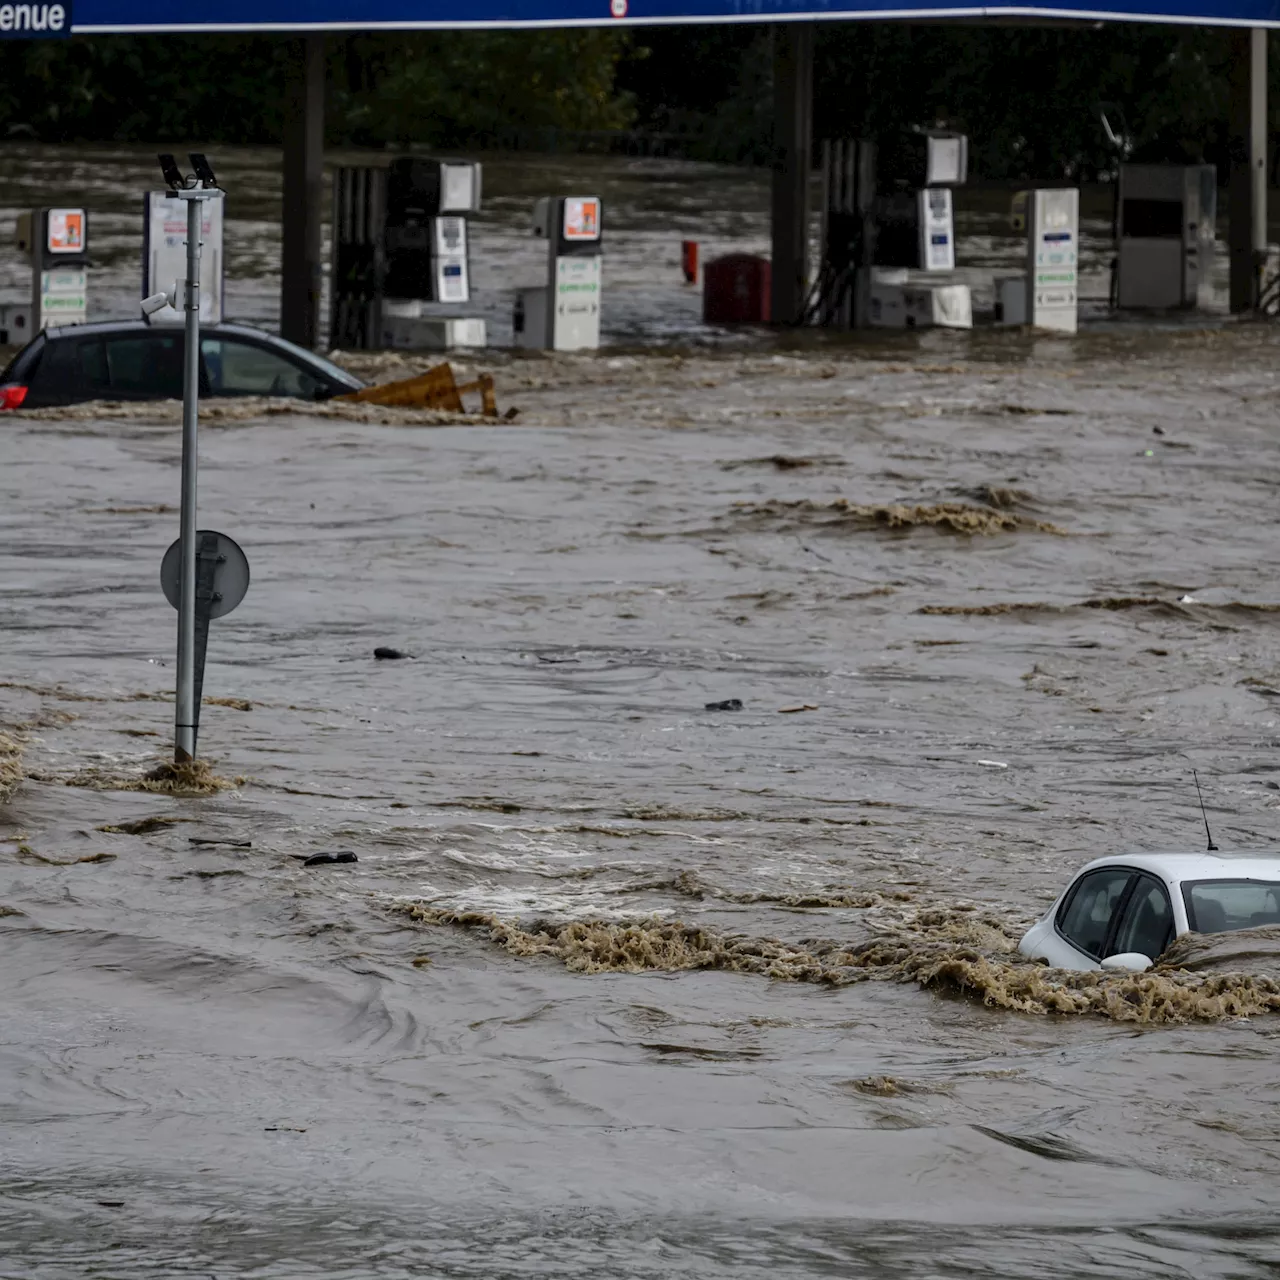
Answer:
[
  {"xmin": 3, "ymin": 0, "xmax": 1275, "ymax": 38},
  {"xmin": 0, "ymin": 1, "xmax": 70, "ymax": 36}
]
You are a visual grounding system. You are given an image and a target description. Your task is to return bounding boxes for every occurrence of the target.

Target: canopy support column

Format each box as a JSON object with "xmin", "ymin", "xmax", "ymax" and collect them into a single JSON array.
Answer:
[
  {"xmin": 1228, "ymin": 27, "xmax": 1267, "ymax": 313},
  {"xmin": 281, "ymin": 34, "xmax": 325, "ymax": 348},
  {"xmin": 770, "ymin": 23, "xmax": 814, "ymax": 326}
]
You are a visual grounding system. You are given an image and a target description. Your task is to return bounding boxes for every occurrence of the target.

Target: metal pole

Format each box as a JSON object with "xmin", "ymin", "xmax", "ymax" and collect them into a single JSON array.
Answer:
[
  {"xmin": 1251, "ymin": 29, "xmax": 1268, "ymax": 294},
  {"xmin": 1229, "ymin": 27, "xmax": 1268, "ymax": 313},
  {"xmin": 770, "ymin": 22, "xmax": 814, "ymax": 325},
  {"xmin": 281, "ymin": 33, "xmax": 326, "ymax": 348},
  {"xmin": 175, "ymin": 195, "xmax": 202, "ymax": 763}
]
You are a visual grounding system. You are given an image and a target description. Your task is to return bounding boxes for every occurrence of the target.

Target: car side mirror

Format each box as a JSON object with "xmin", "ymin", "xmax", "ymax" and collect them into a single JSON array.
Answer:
[{"xmin": 1100, "ymin": 952, "xmax": 1152, "ymax": 973}]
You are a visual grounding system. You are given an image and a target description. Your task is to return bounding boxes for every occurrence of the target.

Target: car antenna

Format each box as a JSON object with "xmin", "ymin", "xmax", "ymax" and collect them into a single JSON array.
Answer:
[{"xmin": 1193, "ymin": 770, "xmax": 1218, "ymax": 852}]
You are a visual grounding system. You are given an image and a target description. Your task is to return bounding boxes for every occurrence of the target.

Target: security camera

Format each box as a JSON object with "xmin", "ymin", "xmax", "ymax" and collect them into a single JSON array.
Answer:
[
  {"xmin": 158, "ymin": 153, "xmax": 185, "ymax": 191},
  {"xmin": 189, "ymin": 153, "xmax": 218, "ymax": 189},
  {"xmin": 141, "ymin": 291, "xmax": 172, "ymax": 318}
]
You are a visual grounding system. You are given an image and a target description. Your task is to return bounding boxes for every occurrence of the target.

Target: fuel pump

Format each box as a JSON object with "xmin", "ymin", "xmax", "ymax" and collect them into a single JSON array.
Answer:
[
  {"xmin": 513, "ymin": 196, "xmax": 603, "ymax": 350},
  {"xmin": 872, "ymin": 132, "xmax": 966, "ymax": 272},
  {"xmin": 1028, "ymin": 188, "xmax": 1080, "ymax": 333},
  {"xmin": 12, "ymin": 207, "xmax": 89, "ymax": 334},
  {"xmin": 995, "ymin": 189, "xmax": 1080, "ymax": 332},
  {"xmin": 809, "ymin": 132, "xmax": 970, "ymax": 330},
  {"xmin": 1115, "ymin": 164, "xmax": 1216, "ymax": 309},
  {"xmin": 329, "ymin": 156, "xmax": 487, "ymax": 351},
  {"xmin": 383, "ymin": 157, "xmax": 481, "ymax": 307}
]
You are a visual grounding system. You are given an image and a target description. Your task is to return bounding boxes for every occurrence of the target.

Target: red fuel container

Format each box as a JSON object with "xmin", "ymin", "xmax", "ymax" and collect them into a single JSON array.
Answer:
[
  {"xmin": 681, "ymin": 239, "xmax": 699, "ymax": 284},
  {"xmin": 703, "ymin": 254, "xmax": 771, "ymax": 324}
]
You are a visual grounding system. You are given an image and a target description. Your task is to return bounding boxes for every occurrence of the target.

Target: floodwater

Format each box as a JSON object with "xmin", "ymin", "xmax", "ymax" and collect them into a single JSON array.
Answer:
[{"xmin": 3, "ymin": 149, "xmax": 1280, "ymax": 1277}]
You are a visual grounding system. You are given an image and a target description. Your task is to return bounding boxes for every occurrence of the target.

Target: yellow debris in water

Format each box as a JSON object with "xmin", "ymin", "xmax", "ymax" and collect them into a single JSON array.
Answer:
[
  {"xmin": 0, "ymin": 732, "xmax": 24, "ymax": 805},
  {"xmin": 338, "ymin": 363, "xmax": 498, "ymax": 417}
]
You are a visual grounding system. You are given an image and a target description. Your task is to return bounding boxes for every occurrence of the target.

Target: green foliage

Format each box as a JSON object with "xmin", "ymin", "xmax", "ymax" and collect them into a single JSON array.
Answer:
[
  {"xmin": 0, "ymin": 20, "xmax": 1274, "ymax": 180},
  {"xmin": 333, "ymin": 31, "xmax": 635, "ymax": 147},
  {"xmin": 616, "ymin": 26, "xmax": 775, "ymax": 162},
  {"xmin": 0, "ymin": 35, "xmax": 291, "ymax": 141},
  {"xmin": 812, "ymin": 24, "xmax": 1249, "ymax": 180},
  {"xmin": 616, "ymin": 23, "xmax": 1275, "ymax": 179},
  {"xmin": 0, "ymin": 29, "xmax": 634, "ymax": 145}
]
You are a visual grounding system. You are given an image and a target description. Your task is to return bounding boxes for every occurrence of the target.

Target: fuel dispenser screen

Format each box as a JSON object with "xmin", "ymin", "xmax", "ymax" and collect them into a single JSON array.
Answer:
[
  {"xmin": 563, "ymin": 198, "xmax": 601, "ymax": 242},
  {"xmin": 439, "ymin": 166, "xmax": 476, "ymax": 213},
  {"xmin": 1121, "ymin": 199, "xmax": 1183, "ymax": 239},
  {"xmin": 47, "ymin": 209, "xmax": 85, "ymax": 254}
]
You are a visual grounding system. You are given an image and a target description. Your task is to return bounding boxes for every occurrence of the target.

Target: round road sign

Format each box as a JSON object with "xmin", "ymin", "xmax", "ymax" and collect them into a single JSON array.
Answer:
[{"xmin": 160, "ymin": 530, "xmax": 250, "ymax": 619}]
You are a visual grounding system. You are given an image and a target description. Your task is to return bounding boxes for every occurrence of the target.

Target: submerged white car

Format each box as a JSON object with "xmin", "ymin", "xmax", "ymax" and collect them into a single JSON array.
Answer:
[{"xmin": 1018, "ymin": 852, "xmax": 1280, "ymax": 972}]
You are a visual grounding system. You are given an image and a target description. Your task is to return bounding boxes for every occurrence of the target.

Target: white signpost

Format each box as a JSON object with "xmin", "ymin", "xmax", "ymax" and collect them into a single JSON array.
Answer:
[
  {"xmin": 142, "ymin": 155, "xmax": 245, "ymax": 764},
  {"xmin": 143, "ymin": 191, "xmax": 224, "ymax": 325}
]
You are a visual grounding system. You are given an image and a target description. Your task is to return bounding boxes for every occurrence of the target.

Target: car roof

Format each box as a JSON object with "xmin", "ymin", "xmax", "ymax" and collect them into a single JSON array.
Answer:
[
  {"xmin": 1076, "ymin": 851, "xmax": 1280, "ymax": 884},
  {"xmin": 44, "ymin": 319, "xmax": 282, "ymax": 342}
]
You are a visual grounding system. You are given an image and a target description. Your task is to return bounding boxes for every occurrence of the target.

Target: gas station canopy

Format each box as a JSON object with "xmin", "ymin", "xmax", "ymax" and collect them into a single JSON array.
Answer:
[{"xmin": 28, "ymin": 0, "xmax": 1280, "ymax": 33}]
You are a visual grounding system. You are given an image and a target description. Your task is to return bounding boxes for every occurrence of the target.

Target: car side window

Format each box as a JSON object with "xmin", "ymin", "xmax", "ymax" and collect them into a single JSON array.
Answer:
[
  {"xmin": 103, "ymin": 333, "xmax": 185, "ymax": 398},
  {"xmin": 1184, "ymin": 881, "xmax": 1280, "ymax": 933},
  {"xmin": 202, "ymin": 337, "xmax": 321, "ymax": 398},
  {"xmin": 25, "ymin": 338, "xmax": 71, "ymax": 391},
  {"xmin": 76, "ymin": 338, "xmax": 110, "ymax": 392},
  {"xmin": 1110, "ymin": 875, "xmax": 1174, "ymax": 960},
  {"xmin": 29, "ymin": 337, "xmax": 105, "ymax": 402},
  {"xmin": 1056, "ymin": 868, "xmax": 1133, "ymax": 960}
]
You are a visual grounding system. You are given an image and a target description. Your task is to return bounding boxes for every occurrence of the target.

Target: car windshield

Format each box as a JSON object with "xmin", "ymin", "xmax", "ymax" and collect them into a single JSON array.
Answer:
[
  {"xmin": 250, "ymin": 336, "xmax": 362, "ymax": 390},
  {"xmin": 296, "ymin": 348, "xmax": 363, "ymax": 389},
  {"xmin": 1182, "ymin": 879, "xmax": 1280, "ymax": 933}
]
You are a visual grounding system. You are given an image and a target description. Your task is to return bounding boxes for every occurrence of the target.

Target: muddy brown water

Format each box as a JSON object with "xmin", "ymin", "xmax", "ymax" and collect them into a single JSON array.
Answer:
[{"xmin": 4, "ymin": 149, "xmax": 1280, "ymax": 1278}]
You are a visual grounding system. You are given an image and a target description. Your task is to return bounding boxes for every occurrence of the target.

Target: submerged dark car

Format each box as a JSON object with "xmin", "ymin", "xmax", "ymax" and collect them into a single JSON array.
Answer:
[{"xmin": 0, "ymin": 320, "xmax": 365, "ymax": 410}]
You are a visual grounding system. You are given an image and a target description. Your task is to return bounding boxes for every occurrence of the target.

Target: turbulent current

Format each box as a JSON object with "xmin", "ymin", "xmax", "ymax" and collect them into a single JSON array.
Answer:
[{"xmin": 4, "ymin": 150, "xmax": 1280, "ymax": 1277}]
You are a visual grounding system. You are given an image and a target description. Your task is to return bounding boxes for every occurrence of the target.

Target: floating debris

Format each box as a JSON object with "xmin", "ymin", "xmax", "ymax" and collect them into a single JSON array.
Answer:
[
  {"xmin": 728, "ymin": 500, "xmax": 1066, "ymax": 537},
  {"xmin": 86, "ymin": 504, "xmax": 175, "ymax": 515},
  {"xmin": 47, "ymin": 757, "xmax": 243, "ymax": 796},
  {"xmin": 97, "ymin": 815, "xmax": 191, "ymax": 835},
  {"xmin": 338, "ymin": 362, "xmax": 499, "ymax": 417},
  {"xmin": 0, "ymin": 732, "xmax": 24, "ymax": 805},
  {"xmin": 298, "ymin": 851, "xmax": 358, "ymax": 867}
]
